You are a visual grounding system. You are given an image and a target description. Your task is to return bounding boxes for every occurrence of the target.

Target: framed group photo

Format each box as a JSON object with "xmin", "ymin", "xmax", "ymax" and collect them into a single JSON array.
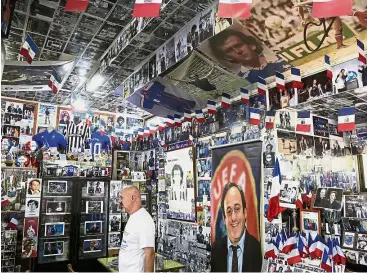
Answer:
[
  {"xmin": 300, "ymin": 209, "xmax": 321, "ymax": 235},
  {"xmin": 47, "ymin": 181, "xmax": 67, "ymax": 194}
]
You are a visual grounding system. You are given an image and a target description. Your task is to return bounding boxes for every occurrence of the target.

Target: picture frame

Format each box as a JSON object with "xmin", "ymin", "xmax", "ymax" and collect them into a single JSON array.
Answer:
[
  {"xmin": 84, "ymin": 221, "xmax": 102, "ymax": 234},
  {"xmin": 343, "ymin": 195, "xmax": 367, "ymax": 218},
  {"xmin": 47, "ymin": 181, "xmax": 68, "ymax": 194},
  {"xmin": 300, "ymin": 209, "xmax": 321, "ymax": 235},
  {"xmin": 312, "ymin": 187, "xmax": 343, "ymax": 211},
  {"xmin": 26, "ymin": 178, "xmax": 42, "ymax": 197},
  {"xmin": 86, "ymin": 181, "xmax": 105, "ymax": 197},
  {"xmin": 46, "ymin": 201, "xmax": 67, "ymax": 215},
  {"xmin": 83, "ymin": 239, "xmax": 102, "ymax": 253},
  {"xmin": 43, "ymin": 241, "xmax": 64, "ymax": 257},
  {"xmin": 45, "ymin": 222, "xmax": 65, "ymax": 237},
  {"xmin": 342, "ymin": 231, "xmax": 356, "ymax": 249},
  {"xmin": 86, "ymin": 201, "xmax": 103, "ymax": 213}
]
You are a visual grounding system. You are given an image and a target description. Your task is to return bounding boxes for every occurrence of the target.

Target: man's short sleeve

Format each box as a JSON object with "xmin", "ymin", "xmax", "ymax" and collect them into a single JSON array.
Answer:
[{"xmin": 139, "ymin": 219, "xmax": 155, "ymax": 249}]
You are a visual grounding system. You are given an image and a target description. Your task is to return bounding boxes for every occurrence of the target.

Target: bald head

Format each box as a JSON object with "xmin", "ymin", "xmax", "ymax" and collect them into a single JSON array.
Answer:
[{"xmin": 119, "ymin": 185, "xmax": 142, "ymax": 214}]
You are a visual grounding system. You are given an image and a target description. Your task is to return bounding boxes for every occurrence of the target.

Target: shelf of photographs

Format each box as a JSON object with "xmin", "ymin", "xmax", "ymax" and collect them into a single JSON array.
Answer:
[
  {"xmin": 108, "ymin": 180, "xmax": 122, "ymax": 252},
  {"xmin": 79, "ymin": 179, "xmax": 109, "ymax": 259},
  {"xmin": 1, "ymin": 230, "xmax": 18, "ymax": 272}
]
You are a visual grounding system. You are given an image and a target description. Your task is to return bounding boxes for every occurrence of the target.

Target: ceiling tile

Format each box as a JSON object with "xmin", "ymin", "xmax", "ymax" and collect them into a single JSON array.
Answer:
[
  {"xmin": 40, "ymin": 50, "xmax": 62, "ymax": 61},
  {"xmin": 44, "ymin": 37, "xmax": 66, "ymax": 51},
  {"xmin": 70, "ymin": 31, "xmax": 94, "ymax": 47},
  {"xmin": 141, "ymin": 18, "xmax": 163, "ymax": 34},
  {"xmin": 11, "ymin": 12, "xmax": 27, "ymax": 29},
  {"xmin": 89, "ymin": 38, "xmax": 111, "ymax": 51},
  {"xmin": 78, "ymin": 14, "xmax": 103, "ymax": 35},
  {"xmin": 85, "ymin": 0, "xmax": 114, "ymax": 19},
  {"xmin": 15, "ymin": 0, "xmax": 30, "ymax": 12},
  {"xmin": 107, "ymin": 5, "xmax": 132, "ymax": 26},
  {"xmin": 26, "ymin": 17, "xmax": 50, "ymax": 35},
  {"xmin": 53, "ymin": 6, "xmax": 79, "ymax": 25},
  {"xmin": 27, "ymin": 33, "xmax": 47, "ymax": 48},
  {"xmin": 96, "ymin": 22, "xmax": 123, "ymax": 42},
  {"xmin": 153, "ymin": 23, "xmax": 179, "ymax": 40},
  {"xmin": 64, "ymin": 42, "xmax": 86, "ymax": 57},
  {"xmin": 141, "ymin": 36, "xmax": 165, "ymax": 52}
]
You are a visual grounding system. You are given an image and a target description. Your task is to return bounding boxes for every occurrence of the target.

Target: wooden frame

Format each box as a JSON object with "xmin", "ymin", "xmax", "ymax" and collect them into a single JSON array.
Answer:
[{"xmin": 300, "ymin": 208, "xmax": 321, "ymax": 235}]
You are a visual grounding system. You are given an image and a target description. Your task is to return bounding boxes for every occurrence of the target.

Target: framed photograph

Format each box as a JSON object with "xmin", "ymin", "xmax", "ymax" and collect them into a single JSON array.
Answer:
[
  {"xmin": 313, "ymin": 187, "xmax": 343, "ymax": 211},
  {"xmin": 26, "ymin": 178, "xmax": 42, "ymax": 197},
  {"xmin": 344, "ymin": 195, "xmax": 367, "ymax": 218},
  {"xmin": 300, "ymin": 209, "xmax": 321, "ymax": 235},
  {"xmin": 356, "ymin": 234, "xmax": 367, "ymax": 251},
  {"xmin": 83, "ymin": 239, "xmax": 102, "ymax": 253},
  {"xmin": 165, "ymin": 146, "xmax": 196, "ymax": 222},
  {"xmin": 279, "ymin": 180, "xmax": 299, "ymax": 209},
  {"xmin": 46, "ymin": 201, "xmax": 67, "ymax": 215},
  {"xmin": 84, "ymin": 221, "xmax": 102, "ymax": 234},
  {"xmin": 43, "ymin": 241, "xmax": 64, "ymax": 256},
  {"xmin": 141, "ymin": 193, "xmax": 148, "ymax": 208},
  {"xmin": 24, "ymin": 217, "xmax": 38, "ymax": 238},
  {"xmin": 45, "ymin": 222, "xmax": 65, "ymax": 236},
  {"xmin": 25, "ymin": 198, "xmax": 40, "ymax": 217},
  {"xmin": 47, "ymin": 181, "xmax": 67, "ymax": 194},
  {"xmin": 109, "ymin": 215, "xmax": 121, "ymax": 232},
  {"xmin": 86, "ymin": 201, "xmax": 103, "ymax": 213},
  {"xmin": 342, "ymin": 232, "xmax": 356, "ymax": 249},
  {"xmin": 344, "ymin": 249, "xmax": 358, "ymax": 264},
  {"xmin": 108, "ymin": 233, "xmax": 121, "ymax": 249},
  {"xmin": 86, "ymin": 181, "xmax": 105, "ymax": 196}
]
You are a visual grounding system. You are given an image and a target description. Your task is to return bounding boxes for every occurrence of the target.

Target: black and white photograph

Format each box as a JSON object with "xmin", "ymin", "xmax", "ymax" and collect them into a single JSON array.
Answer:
[
  {"xmin": 197, "ymin": 158, "xmax": 211, "ymax": 179},
  {"xmin": 43, "ymin": 241, "xmax": 64, "ymax": 256},
  {"xmin": 357, "ymin": 234, "xmax": 367, "ymax": 251},
  {"xmin": 110, "ymin": 181, "xmax": 121, "ymax": 199},
  {"xmin": 47, "ymin": 181, "xmax": 67, "ymax": 194},
  {"xmin": 198, "ymin": 8, "xmax": 214, "ymax": 43},
  {"xmin": 109, "ymin": 215, "xmax": 121, "ymax": 232},
  {"xmin": 264, "ymin": 219, "xmax": 282, "ymax": 243},
  {"xmin": 296, "ymin": 134, "xmax": 314, "ymax": 157},
  {"xmin": 359, "ymin": 252, "xmax": 367, "ymax": 265},
  {"xmin": 4, "ymin": 113, "xmax": 22, "ymax": 126},
  {"xmin": 25, "ymin": 198, "xmax": 40, "ymax": 217},
  {"xmin": 332, "ymin": 59, "xmax": 363, "ymax": 93},
  {"xmin": 85, "ymin": 221, "xmax": 102, "ymax": 234},
  {"xmin": 297, "ymin": 71, "xmax": 332, "ymax": 104},
  {"xmin": 46, "ymin": 201, "xmax": 67, "ymax": 215},
  {"xmin": 174, "ymin": 31, "xmax": 188, "ymax": 62},
  {"xmin": 313, "ymin": 188, "xmax": 343, "ymax": 211},
  {"xmin": 330, "ymin": 139, "xmax": 351, "ymax": 157},
  {"xmin": 86, "ymin": 181, "xmax": 105, "ymax": 197},
  {"xmin": 165, "ymin": 38, "xmax": 176, "ymax": 69},
  {"xmin": 343, "ymin": 232, "xmax": 356, "ymax": 249},
  {"xmin": 344, "ymin": 249, "xmax": 359, "ymax": 264},
  {"xmin": 264, "ymin": 168, "xmax": 274, "ymax": 199},
  {"xmin": 279, "ymin": 180, "xmax": 299, "ymax": 209},
  {"xmin": 314, "ymin": 137, "xmax": 330, "ymax": 158},
  {"xmin": 197, "ymin": 180, "xmax": 210, "ymax": 203},
  {"xmin": 196, "ymin": 225, "xmax": 211, "ymax": 249},
  {"xmin": 263, "ymin": 142, "xmax": 276, "ymax": 168},
  {"xmin": 109, "ymin": 197, "xmax": 121, "ymax": 214},
  {"xmin": 313, "ymin": 116, "xmax": 329, "ymax": 138},
  {"xmin": 277, "ymin": 131, "xmax": 297, "ymax": 160},
  {"xmin": 156, "ymin": 45, "xmax": 167, "ymax": 75},
  {"xmin": 86, "ymin": 201, "xmax": 104, "ymax": 213},
  {"xmin": 83, "ymin": 239, "xmax": 102, "ymax": 253},
  {"xmin": 275, "ymin": 110, "xmax": 296, "ymax": 131},
  {"xmin": 344, "ymin": 195, "xmax": 367, "ymax": 218},
  {"xmin": 5, "ymin": 102, "xmax": 23, "ymax": 114},
  {"xmin": 108, "ymin": 233, "xmax": 121, "ymax": 249},
  {"xmin": 26, "ymin": 178, "xmax": 42, "ymax": 197}
]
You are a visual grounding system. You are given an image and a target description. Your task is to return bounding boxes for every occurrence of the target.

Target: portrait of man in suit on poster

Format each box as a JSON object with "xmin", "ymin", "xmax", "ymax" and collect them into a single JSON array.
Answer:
[{"xmin": 211, "ymin": 182, "xmax": 262, "ymax": 272}]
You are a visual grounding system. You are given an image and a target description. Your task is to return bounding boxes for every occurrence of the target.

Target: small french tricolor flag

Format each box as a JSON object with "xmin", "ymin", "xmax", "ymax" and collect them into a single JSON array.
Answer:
[
  {"xmin": 221, "ymin": 92, "xmax": 231, "ymax": 108},
  {"xmin": 357, "ymin": 39, "xmax": 366, "ymax": 64},
  {"xmin": 174, "ymin": 114, "xmax": 182, "ymax": 127},
  {"xmin": 321, "ymin": 248, "xmax": 332, "ymax": 272},
  {"xmin": 166, "ymin": 115, "xmax": 174, "ymax": 127},
  {"xmin": 241, "ymin": 88, "xmax": 249, "ymax": 104},
  {"xmin": 296, "ymin": 111, "xmax": 311, "ymax": 132},
  {"xmin": 132, "ymin": 0, "xmax": 162, "ymax": 18},
  {"xmin": 207, "ymin": 100, "xmax": 217, "ymax": 114},
  {"xmin": 249, "ymin": 108, "xmax": 261, "ymax": 125},
  {"xmin": 218, "ymin": 0, "xmax": 252, "ymax": 19},
  {"xmin": 257, "ymin": 76, "xmax": 267, "ymax": 95},
  {"xmin": 184, "ymin": 111, "xmax": 192, "ymax": 122},
  {"xmin": 158, "ymin": 123, "xmax": 165, "ymax": 131},
  {"xmin": 48, "ymin": 71, "xmax": 62, "ymax": 94},
  {"xmin": 144, "ymin": 127, "xmax": 150, "ymax": 137},
  {"xmin": 338, "ymin": 107, "xmax": 356, "ymax": 132},
  {"xmin": 138, "ymin": 128, "xmax": 144, "ymax": 137},
  {"xmin": 19, "ymin": 34, "xmax": 39, "ymax": 64},
  {"xmin": 325, "ymin": 55, "xmax": 333, "ymax": 79},
  {"xmin": 291, "ymin": 67, "xmax": 303, "ymax": 88},
  {"xmin": 149, "ymin": 125, "xmax": 157, "ymax": 134},
  {"xmin": 265, "ymin": 111, "xmax": 275, "ymax": 129},
  {"xmin": 133, "ymin": 130, "xmax": 138, "ymax": 136},
  {"xmin": 195, "ymin": 110, "xmax": 205, "ymax": 123},
  {"xmin": 275, "ymin": 71, "xmax": 285, "ymax": 90}
]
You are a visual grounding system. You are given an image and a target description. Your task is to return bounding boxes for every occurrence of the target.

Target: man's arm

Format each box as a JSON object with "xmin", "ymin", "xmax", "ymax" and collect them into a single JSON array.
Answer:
[{"xmin": 144, "ymin": 247, "xmax": 155, "ymax": 272}]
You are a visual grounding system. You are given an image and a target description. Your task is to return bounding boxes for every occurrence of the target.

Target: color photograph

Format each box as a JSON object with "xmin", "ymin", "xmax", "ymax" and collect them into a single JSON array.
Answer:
[
  {"xmin": 38, "ymin": 104, "xmax": 57, "ymax": 127},
  {"xmin": 83, "ymin": 239, "xmax": 102, "ymax": 253},
  {"xmin": 45, "ymin": 222, "xmax": 65, "ymax": 237},
  {"xmin": 43, "ymin": 241, "xmax": 64, "ymax": 256},
  {"xmin": 85, "ymin": 221, "xmax": 102, "ymax": 234}
]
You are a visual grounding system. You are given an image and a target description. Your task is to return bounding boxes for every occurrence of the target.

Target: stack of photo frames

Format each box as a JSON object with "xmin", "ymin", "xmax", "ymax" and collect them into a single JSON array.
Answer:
[
  {"xmin": 341, "ymin": 195, "xmax": 367, "ymax": 266},
  {"xmin": 22, "ymin": 178, "xmax": 42, "ymax": 259},
  {"xmin": 108, "ymin": 181, "xmax": 122, "ymax": 251}
]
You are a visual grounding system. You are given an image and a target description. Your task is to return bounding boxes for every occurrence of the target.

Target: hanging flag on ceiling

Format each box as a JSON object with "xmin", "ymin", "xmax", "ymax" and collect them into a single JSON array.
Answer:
[
  {"xmin": 249, "ymin": 107, "xmax": 261, "ymax": 125},
  {"xmin": 174, "ymin": 114, "xmax": 182, "ymax": 127},
  {"xmin": 19, "ymin": 34, "xmax": 39, "ymax": 65},
  {"xmin": 143, "ymin": 127, "xmax": 150, "ymax": 137},
  {"xmin": 184, "ymin": 111, "xmax": 192, "ymax": 122},
  {"xmin": 257, "ymin": 76, "xmax": 267, "ymax": 95},
  {"xmin": 241, "ymin": 88, "xmax": 249, "ymax": 104},
  {"xmin": 64, "ymin": 0, "xmax": 89, "ymax": 12},
  {"xmin": 338, "ymin": 107, "xmax": 356, "ymax": 132},
  {"xmin": 265, "ymin": 111, "xmax": 275, "ymax": 129},
  {"xmin": 149, "ymin": 125, "xmax": 157, "ymax": 135},
  {"xmin": 357, "ymin": 39, "xmax": 366, "ymax": 65},
  {"xmin": 195, "ymin": 110, "xmax": 205, "ymax": 123},
  {"xmin": 275, "ymin": 71, "xmax": 285, "ymax": 90},
  {"xmin": 324, "ymin": 55, "xmax": 333, "ymax": 79},
  {"xmin": 218, "ymin": 0, "xmax": 252, "ymax": 19},
  {"xmin": 221, "ymin": 92, "xmax": 231, "ymax": 108},
  {"xmin": 207, "ymin": 100, "xmax": 217, "ymax": 114},
  {"xmin": 165, "ymin": 115, "xmax": 174, "ymax": 127},
  {"xmin": 291, "ymin": 67, "xmax": 303, "ymax": 89},
  {"xmin": 133, "ymin": 0, "xmax": 162, "ymax": 18},
  {"xmin": 158, "ymin": 123, "xmax": 165, "ymax": 131},
  {"xmin": 48, "ymin": 71, "xmax": 62, "ymax": 94},
  {"xmin": 296, "ymin": 111, "xmax": 311, "ymax": 132},
  {"xmin": 312, "ymin": 0, "xmax": 352, "ymax": 18}
]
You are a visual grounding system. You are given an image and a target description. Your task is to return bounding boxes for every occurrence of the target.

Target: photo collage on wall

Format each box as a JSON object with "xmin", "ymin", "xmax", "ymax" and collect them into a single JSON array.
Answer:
[{"xmin": 108, "ymin": 180, "xmax": 122, "ymax": 250}]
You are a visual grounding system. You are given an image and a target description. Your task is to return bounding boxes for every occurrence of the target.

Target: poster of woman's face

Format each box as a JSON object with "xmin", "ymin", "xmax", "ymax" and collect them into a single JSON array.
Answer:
[{"xmin": 165, "ymin": 147, "xmax": 195, "ymax": 222}]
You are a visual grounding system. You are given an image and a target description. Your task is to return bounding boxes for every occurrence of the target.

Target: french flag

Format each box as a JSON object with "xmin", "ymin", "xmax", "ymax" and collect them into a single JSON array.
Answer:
[
  {"xmin": 338, "ymin": 107, "xmax": 356, "ymax": 132},
  {"xmin": 195, "ymin": 110, "xmax": 205, "ymax": 123},
  {"xmin": 309, "ymin": 234, "xmax": 326, "ymax": 259},
  {"xmin": 275, "ymin": 71, "xmax": 285, "ymax": 90},
  {"xmin": 325, "ymin": 55, "xmax": 333, "ymax": 79},
  {"xmin": 312, "ymin": 0, "xmax": 352, "ymax": 18},
  {"xmin": 257, "ymin": 76, "xmax": 267, "ymax": 95},
  {"xmin": 166, "ymin": 115, "xmax": 174, "ymax": 127},
  {"xmin": 321, "ymin": 248, "xmax": 332, "ymax": 272},
  {"xmin": 302, "ymin": 192, "xmax": 313, "ymax": 204},
  {"xmin": 158, "ymin": 123, "xmax": 165, "ymax": 131},
  {"xmin": 207, "ymin": 100, "xmax": 217, "ymax": 114},
  {"xmin": 264, "ymin": 241, "xmax": 279, "ymax": 259},
  {"xmin": 295, "ymin": 192, "xmax": 303, "ymax": 209},
  {"xmin": 144, "ymin": 127, "xmax": 150, "ymax": 137},
  {"xmin": 48, "ymin": 71, "xmax": 62, "ymax": 94},
  {"xmin": 298, "ymin": 233, "xmax": 308, "ymax": 257},
  {"xmin": 274, "ymin": 233, "xmax": 284, "ymax": 252},
  {"xmin": 221, "ymin": 92, "xmax": 231, "ymax": 108},
  {"xmin": 184, "ymin": 111, "xmax": 192, "ymax": 122},
  {"xmin": 241, "ymin": 88, "xmax": 249, "ymax": 104},
  {"xmin": 287, "ymin": 242, "xmax": 302, "ymax": 265},
  {"xmin": 267, "ymin": 158, "xmax": 286, "ymax": 221},
  {"xmin": 265, "ymin": 111, "xmax": 275, "ymax": 129},
  {"xmin": 283, "ymin": 235, "xmax": 298, "ymax": 254},
  {"xmin": 138, "ymin": 128, "xmax": 144, "ymax": 138},
  {"xmin": 19, "ymin": 34, "xmax": 39, "ymax": 64},
  {"xmin": 291, "ymin": 67, "xmax": 303, "ymax": 89},
  {"xmin": 333, "ymin": 238, "xmax": 346, "ymax": 265},
  {"xmin": 249, "ymin": 108, "xmax": 261, "ymax": 125},
  {"xmin": 149, "ymin": 125, "xmax": 157, "ymax": 134},
  {"xmin": 132, "ymin": 0, "xmax": 162, "ymax": 18},
  {"xmin": 161, "ymin": 140, "xmax": 167, "ymax": 148},
  {"xmin": 174, "ymin": 114, "xmax": 182, "ymax": 127},
  {"xmin": 218, "ymin": 0, "xmax": 252, "ymax": 19},
  {"xmin": 358, "ymin": 39, "xmax": 366, "ymax": 64},
  {"xmin": 296, "ymin": 111, "xmax": 311, "ymax": 132},
  {"xmin": 133, "ymin": 130, "xmax": 138, "ymax": 136}
]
